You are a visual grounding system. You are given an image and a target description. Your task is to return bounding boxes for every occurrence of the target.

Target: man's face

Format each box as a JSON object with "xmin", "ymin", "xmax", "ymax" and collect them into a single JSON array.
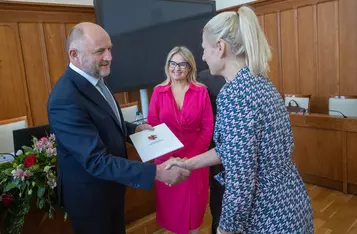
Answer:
[{"xmin": 76, "ymin": 31, "xmax": 113, "ymax": 78}]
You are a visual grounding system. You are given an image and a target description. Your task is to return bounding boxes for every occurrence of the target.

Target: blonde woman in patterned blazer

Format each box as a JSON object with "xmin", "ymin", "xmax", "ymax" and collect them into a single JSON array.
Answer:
[{"xmin": 165, "ymin": 6, "xmax": 314, "ymax": 234}]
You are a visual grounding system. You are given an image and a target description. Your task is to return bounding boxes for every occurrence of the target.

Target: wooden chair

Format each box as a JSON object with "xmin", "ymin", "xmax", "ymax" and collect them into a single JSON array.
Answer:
[
  {"xmin": 329, "ymin": 96, "xmax": 357, "ymax": 117},
  {"xmin": 284, "ymin": 94, "xmax": 311, "ymax": 112},
  {"xmin": 0, "ymin": 116, "xmax": 28, "ymax": 154},
  {"xmin": 120, "ymin": 101, "xmax": 139, "ymax": 123}
]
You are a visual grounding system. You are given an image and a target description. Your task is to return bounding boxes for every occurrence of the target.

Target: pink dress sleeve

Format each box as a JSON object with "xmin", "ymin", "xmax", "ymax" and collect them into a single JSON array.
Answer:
[{"xmin": 188, "ymin": 88, "xmax": 214, "ymax": 157}]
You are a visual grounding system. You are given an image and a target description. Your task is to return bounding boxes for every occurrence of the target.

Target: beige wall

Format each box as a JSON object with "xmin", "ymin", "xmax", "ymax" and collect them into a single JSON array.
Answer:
[
  {"xmin": 6, "ymin": 0, "xmax": 93, "ymax": 5},
  {"xmin": 216, "ymin": 0, "xmax": 255, "ymax": 10},
  {"xmin": 6, "ymin": 0, "xmax": 255, "ymax": 10}
]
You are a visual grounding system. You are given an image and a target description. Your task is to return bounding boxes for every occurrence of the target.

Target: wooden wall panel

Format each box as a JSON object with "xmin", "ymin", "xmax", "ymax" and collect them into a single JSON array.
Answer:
[
  {"xmin": 297, "ymin": 6, "xmax": 318, "ymax": 109},
  {"xmin": 347, "ymin": 132, "xmax": 357, "ymax": 185},
  {"xmin": 292, "ymin": 126, "xmax": 343, "ymax": 181},
  {"xmin": 64, "ymin": 23, "xmax": 76, "ymax": 38},
  {"xmin": 0, "ymin": 2, "xmax": 147, "ymax": 125},
  {"xmin": 289, "ymin": 113, "xmax": 357, "ymax": 194},
  {"xmin": 258, "ymin": 15, "xmax": 264, "ymax": 31},
  {"xmin": 2, "ymin": 0, "xmax": 357, "ymax": 122},
  {"xmin": 19, "ymin": 23, "xmax": 51, "ymax": 126},
  {"xmin": 317, "ymin": 1, "xmax": 339, "ymax": 111},
  {"xmin": 280, "ymin": 9, "xmax": 299, "ymax": 94},
  {"xmin": 0, "ymin": 23, "xmax": 31, "ymax": 122},
  {"xmin": 43, "ymin": 23, "xmax": 67, "ymax": 87},
  {"xmin": 222, "ymin": 0, "xmax": 357, "ymax": 113},
  {"xmin": 264, "ymin": 13, "xmax": 280, "ymax": 90},
  {"xmin": 0, "ymin": 3, "xmax": 157, "ymax": 231},
  {"xmin": 339, "ymin": 0, "xmax": 357, "ymax": 95}
]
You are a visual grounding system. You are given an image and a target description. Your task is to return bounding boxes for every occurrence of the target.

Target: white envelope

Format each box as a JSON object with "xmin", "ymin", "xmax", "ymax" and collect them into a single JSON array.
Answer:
[{"xmin": 129, "ymin": 123, "xmax": 184, "ymax": 162}]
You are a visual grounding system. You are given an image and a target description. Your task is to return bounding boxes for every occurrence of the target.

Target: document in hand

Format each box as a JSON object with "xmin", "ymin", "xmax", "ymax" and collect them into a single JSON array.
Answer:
[{"xmin": 129, "ymin": 123, "xmax": 184, "ymax": 162}]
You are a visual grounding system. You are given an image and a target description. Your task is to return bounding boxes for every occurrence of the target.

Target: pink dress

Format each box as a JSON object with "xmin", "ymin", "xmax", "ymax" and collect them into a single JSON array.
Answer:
[{"xmin": 148, "ymin": 82, "xmax": 214, "ymax": 234}]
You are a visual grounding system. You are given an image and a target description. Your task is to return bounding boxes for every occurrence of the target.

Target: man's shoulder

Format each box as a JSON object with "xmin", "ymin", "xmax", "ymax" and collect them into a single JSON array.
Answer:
[
  {"xmin": 197, "ymin": 70, "xmax": 225, "ymax": 92},
  {"xmin": 198, "ymin": 69, "xmax": 224, "ymax": 83},
  {"xmin": 197, "ymin": 69, "xmax": 211, "ymax": 82},
  {"xmin": 48, "ymin": 70, "xmax": 78, "ymax": 105}
]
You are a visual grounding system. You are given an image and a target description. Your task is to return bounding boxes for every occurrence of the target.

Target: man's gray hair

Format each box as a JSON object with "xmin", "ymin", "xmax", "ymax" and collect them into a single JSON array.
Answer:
[{"xmin": 66, "ymin": 25, "xmax": 85, "ymax": 53}]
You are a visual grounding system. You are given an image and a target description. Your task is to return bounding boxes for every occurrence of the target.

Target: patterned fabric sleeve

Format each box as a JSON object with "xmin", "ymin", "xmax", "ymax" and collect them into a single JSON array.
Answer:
[{"xmin": 215, "ymin": 101, "xmax": 259, "ymax": 233}]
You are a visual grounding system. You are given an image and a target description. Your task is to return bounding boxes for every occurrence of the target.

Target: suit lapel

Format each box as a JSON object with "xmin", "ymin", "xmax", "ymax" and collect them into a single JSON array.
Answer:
[{"xmin": 66, "ymin": 68, "xmax": 124, "ymax": 135}]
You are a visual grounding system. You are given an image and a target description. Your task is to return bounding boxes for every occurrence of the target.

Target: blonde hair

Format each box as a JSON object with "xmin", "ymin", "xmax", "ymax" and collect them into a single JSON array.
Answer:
[
  {"xmin": 160, "ymin": 46, "xmax": 203, "ymax": 86},
  {"xmin": 203, "ymin": 6, "xmax": 271, "ymax": 76}
]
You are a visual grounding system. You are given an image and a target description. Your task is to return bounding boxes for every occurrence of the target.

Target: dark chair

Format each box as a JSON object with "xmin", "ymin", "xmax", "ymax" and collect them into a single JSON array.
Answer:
[{"xmin": 13, "ymin": 124, "xmax": 52, "ymax": 152}]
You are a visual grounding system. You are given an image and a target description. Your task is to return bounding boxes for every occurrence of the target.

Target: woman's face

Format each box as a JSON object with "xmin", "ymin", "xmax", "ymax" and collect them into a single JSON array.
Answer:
[
  {"xmin": 202, "ymin": 32, "xmax": 223, "ymax": 76},
  {"xmin": 168, "ymin": 53, "xmax": 190, "ymax": 81}
]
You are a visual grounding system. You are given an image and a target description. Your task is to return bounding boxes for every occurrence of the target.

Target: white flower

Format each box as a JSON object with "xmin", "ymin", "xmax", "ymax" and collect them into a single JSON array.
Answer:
[
  {"xmin": 44, "ymin": 166, "xmax": 51, "ymax": 173},
  {"xmin": 28, "ymin": 189, "xmax": 32, "ymax": 195},
  {"xmin": 16, "ymin": 149, "xmax": 23, "ymax": 156}
]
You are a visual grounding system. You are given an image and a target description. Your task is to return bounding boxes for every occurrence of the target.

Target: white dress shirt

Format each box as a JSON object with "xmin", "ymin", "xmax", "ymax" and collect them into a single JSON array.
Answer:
[{"xmin": 69, "ymin": 63, "xmax": 122, "ymax": 125}]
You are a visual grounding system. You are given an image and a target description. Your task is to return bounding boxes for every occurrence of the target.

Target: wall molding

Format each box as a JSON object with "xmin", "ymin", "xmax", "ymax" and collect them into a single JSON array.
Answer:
[
  {"xmin": 0, "ymin": 1, "xmax": 94, "ymax": 12},
  {"xmin": 218, "ymin": 0, "xmax": 336, "ymax": 14}
]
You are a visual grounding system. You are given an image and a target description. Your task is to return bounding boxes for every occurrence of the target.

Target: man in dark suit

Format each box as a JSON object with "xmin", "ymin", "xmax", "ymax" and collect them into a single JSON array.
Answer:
[
  {"xmin": 47, "ymin": 22, "xmax": 189, "ymax": 234},
  {"xmin": 198, "ymin": 69, "xmax": 226, "ymax": 234}
]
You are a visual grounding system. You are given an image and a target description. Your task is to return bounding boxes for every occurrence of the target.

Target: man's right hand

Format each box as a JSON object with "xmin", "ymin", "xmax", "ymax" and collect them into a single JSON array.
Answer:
[{"xmin": 155, "ymin": 162, "xmax": 190, "ymax": 186}]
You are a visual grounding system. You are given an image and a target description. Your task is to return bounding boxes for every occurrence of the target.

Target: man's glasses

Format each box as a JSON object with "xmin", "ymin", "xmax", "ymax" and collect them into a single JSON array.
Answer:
[{"xmin": 168, "ymin": 60, "xmax": 190, "ymax": 69}]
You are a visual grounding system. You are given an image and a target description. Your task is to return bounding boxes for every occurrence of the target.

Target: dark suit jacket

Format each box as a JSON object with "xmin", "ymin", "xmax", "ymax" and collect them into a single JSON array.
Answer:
[
  {"xmin": 198, "ymin": 69, "xmax": 226, "ymax": 177},
  {"xmin": 198, "ymin": 69, "xmax": 226, "ymax": 121},
  {"xmin": 47, "ymin": 67, "xmax": 156, "ymax": 217}
]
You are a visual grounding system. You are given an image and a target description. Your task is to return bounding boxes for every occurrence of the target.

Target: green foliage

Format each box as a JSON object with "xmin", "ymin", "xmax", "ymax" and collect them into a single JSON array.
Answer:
[{"xmin": 0, "ymin": 134, "xmax": 64, "ymax": 234}]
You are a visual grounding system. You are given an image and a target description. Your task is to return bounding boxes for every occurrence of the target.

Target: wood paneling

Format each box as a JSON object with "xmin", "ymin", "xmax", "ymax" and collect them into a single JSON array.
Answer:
[
  {"xmin": 297, "ymin": 5, "xmax": 318, "ymax": 108},
  {"xmin": 221, "ymin": 0, "xmax": 357, "ymax": 113},
  {"xmin": 317, "ymin": 1, "xmax": 339, "ymax": 111},
  {"xmin": 290, "ymin": 113, "xmax": 357, "ymax": 195},
  {"xmin": 0, "ymin": 2, "xmax": 95, "ymax": 126},
  {"xmin": 19, "ymin": 23, "xmax": 52, "ymax": 126},
  {"xmin": 264, "ymin": 13, "xmax": 280, "ymax": 89},
  {"xmin": 0, "ymin": 2, "xmax": 151, "ymax": 126},
  {"xmin": 0, "ymin": 23, "xmax": 31, "ymax": 123},
  {"xmin": 292, "ymin": 126, "xmax": 343, "ymax": 181},
  {"xmin": 280, "ymin": 9, "xmax": 299, "ymax": 94},
  {"xmin": 43, "ymin": 23, "xmax": 67, "ymax": 87},
  {"xmin": 347, "ymin": 133, "xmax": 357, "ymax": 185},
  {"xmin": 0, "ymin": 2, "xmax": 156, "ymax": 233},
  {"xmin": 339, "ymin": 0, "xmax": 357, "ymax": 96}
]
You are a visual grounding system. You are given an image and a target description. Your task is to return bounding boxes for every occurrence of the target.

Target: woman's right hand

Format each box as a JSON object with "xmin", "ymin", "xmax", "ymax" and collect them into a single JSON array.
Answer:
[{"xmin": 164, "ymin": 157, "xmax": 188, "ymax": 170}]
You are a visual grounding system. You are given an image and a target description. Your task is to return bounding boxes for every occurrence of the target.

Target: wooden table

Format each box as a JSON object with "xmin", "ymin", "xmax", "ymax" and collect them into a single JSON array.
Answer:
[{"xmin": 290, "ymin": 113, "xmax": 357, "ymax": 195}]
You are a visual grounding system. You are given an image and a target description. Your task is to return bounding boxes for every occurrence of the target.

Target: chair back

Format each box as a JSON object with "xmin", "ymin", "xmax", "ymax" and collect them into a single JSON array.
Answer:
[
  {"xmin": 0, "ymin": 116, "xmax": 27, "ymax": 153},
  {"xmin": 329, "ymin": 96, "xmax": 357, "ymax": 117},
  {"xmin": 13, "ymin": 124, "xmax": 52, "ymax": 152},
  {"xmin": 120, "ymin": 101, "xmax": 139, "ymax": 123}
]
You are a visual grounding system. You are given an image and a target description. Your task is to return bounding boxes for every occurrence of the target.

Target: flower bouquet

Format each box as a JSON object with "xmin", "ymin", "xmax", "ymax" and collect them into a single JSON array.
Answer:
[{"xmin": 0, "ymin": 134, "xmax": 58, "ymax": 234}]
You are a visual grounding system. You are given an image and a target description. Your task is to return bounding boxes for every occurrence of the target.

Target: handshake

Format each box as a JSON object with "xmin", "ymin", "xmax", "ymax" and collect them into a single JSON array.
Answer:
[{"xmin": 155, "ymin": 157, "xmax": 191, "ymax": 186}]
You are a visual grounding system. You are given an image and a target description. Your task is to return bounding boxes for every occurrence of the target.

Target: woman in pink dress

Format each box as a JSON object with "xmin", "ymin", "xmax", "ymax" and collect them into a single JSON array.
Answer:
[{"xmin": 148, "ymin": 46, "xmax": 214, "ymax": 234}]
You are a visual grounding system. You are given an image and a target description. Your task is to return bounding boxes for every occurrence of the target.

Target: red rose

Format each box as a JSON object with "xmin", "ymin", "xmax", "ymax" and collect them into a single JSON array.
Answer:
[
  {"xmin": 24, "ymin": 155, "xmax": 37, "ymax": 167},
  {"xmin": 1, "ymin": 194, "xmax": 13, "ymax": 207}
]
